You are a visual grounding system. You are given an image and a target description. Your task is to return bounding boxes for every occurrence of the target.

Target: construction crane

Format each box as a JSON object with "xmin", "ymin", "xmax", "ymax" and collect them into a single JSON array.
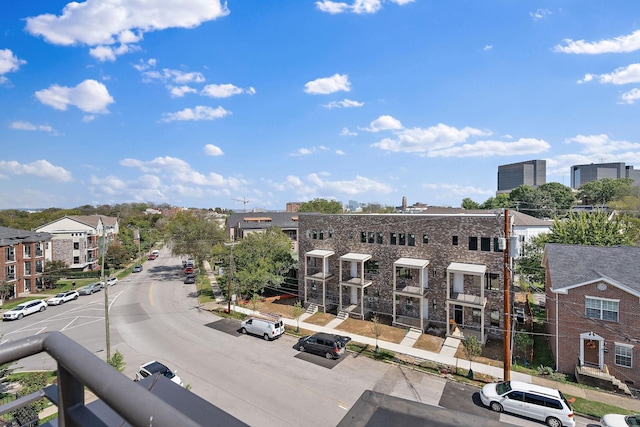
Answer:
[{"xmin": 234, "ymin": 197, "xmax": 249, "ymax": 212}]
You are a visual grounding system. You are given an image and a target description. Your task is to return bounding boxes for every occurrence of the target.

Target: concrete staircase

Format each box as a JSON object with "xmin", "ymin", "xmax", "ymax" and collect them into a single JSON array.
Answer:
[
  {"xmin": 576, "ymin": 365, "xmax": 633, "ymax": 396},
  {"xmin": 336, "ymin": 310, "xmax": 349, "ymax": 321},
  {"xmin": 305, "ymin": 303, "xmax": 318, "ymax": 315}
]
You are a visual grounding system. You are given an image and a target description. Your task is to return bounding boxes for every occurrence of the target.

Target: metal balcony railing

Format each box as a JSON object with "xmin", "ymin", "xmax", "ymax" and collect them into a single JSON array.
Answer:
[{"xmin": 0, "ymin": 332, "xmax": 247, "ymax": 427}]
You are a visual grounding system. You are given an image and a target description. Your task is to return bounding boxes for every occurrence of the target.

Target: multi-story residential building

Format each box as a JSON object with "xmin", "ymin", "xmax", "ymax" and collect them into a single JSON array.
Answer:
[
  {"xmin": 225, "ymin": 211, "xmax": 299, "ymax": 253},
  {"xmin": 571, "ymin": 162, "xmax": 640, "ymax": 189},
  {"xmin": 298, "ymin": 212, "xmax": 512, "ymax": 343},
  {"xmin": 497, "ymin": 160, "xmax": 546, "ymax": 194},
  {"xmin": 0, "ymin": 226, "xmax": 52, "ymax": 299},
  {"xmin": 35, "ymin": 215, "xmax": 119, "ymax": 271},
  {"xmin": 543, "ymin": 244, "xmax": 640, "ymax": 392}
]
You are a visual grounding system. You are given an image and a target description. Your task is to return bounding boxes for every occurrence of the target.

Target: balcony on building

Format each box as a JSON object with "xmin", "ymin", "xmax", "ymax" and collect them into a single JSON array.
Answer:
[
  {"xmin": 303, "ymin": 249, "xmax": 335, "ymax": 312},
  {"xmin": 338, "ymin": 252, "xmax": 372, "ymax": 319},
  {"xmin": 446, "ymin": 262, "xmax": 488, "ymax": 343},
  {"xmin": 392, "ymin": 257, "xmax": 429, "ymax": 330}
]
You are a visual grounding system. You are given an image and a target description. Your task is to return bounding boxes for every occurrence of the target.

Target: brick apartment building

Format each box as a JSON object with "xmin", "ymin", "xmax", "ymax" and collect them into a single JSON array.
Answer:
[
  {"xmin": 0, "ymin": 226, "xmax": 52, "ymax": 299},
  {"xmin": 298, "ymin": 212, "xmax": 511, "ymax": 343}
]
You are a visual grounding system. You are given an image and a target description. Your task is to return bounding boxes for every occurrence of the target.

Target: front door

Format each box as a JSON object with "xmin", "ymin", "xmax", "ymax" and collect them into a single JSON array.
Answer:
[
  {"xmin": 454, "ymin": 305, "xmax": 463, "ymax": 325},
  {"xmin": 584, "ymin": 339, "xmax": 599, "ymax": 366}
]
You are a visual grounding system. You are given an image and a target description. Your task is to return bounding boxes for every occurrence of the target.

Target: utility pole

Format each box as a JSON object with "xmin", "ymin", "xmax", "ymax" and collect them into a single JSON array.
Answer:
[
  {"xmin": 225, "ymin": 239, "xmax": 237, "ymax": 313},
  {"xmin": 503, "ymin": 209, "xmax": 511, "ymax": 381},
  {"xmin": 101, "ymin": 225, "xmax": 111, "ymax": 361}
]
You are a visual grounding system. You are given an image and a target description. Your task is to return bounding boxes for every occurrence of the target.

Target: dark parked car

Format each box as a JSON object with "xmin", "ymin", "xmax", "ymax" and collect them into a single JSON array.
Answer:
[
  {"xmin": 132, "ymin": 265, "xmax": 143, "ymax": 273},
  {"xmin": 184, "ymin": 274, "xmax": 196, "ymax": 284},
  {"xmin": 297, "ymin": 333, "xmax": 351, "ymax": 359}
]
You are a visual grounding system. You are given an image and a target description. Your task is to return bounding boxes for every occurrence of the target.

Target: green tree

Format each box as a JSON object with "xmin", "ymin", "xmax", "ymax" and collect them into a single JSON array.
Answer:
[
  {"xmin": 514, "ymin": 329, "xmax": 533, "ymax": 364},
  {"xmin": 292, "ymin": 300, "xmax": 304, "ymax": 333},
  {"xmin": 105, "ymin": 243, "xmax": 130, "ymax": 269},
  {"xmin": 480, "ymin": 193, "xmax": 512, "ymax": 209},
  {"xmin": 532, "ymin": 182, "xmax": 575, "ymax": 219},
  {"xmin": 232, "ymin": 227, "xmax": 296, "ymax": 298},
  {"xmin": 42, "ymin": 259, "xmax": 69, "ymax": 289},
  {"xmin": 163, "ymin": 210, "xmax": 225, "ymax": 266},
  {"xmin": 610, "ymin": 195, "xmax": 640, "ymax": 217},
  {"xmin": 577, "ymin": 178, "xmax": 634, "ymax": 205},
  {"xmin": 297, "ymin": 198, "xmax": 344, "ymax": 213},
  {"xmin": 371, "ymin": 315, "xmax": 383, "ymax": 353},
  {"xmin": 461, "ymin": 335, "xmax": 483, "ymax": 374},
  {"xmin": 461, "ymin": 198, "xmax": 480, "ymax": 209}
]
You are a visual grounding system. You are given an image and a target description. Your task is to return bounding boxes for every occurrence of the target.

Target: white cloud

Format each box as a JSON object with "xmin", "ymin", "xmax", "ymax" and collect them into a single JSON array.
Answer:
[
  {"xmin": 290, "ymin": 146, "xmax": 330, "ymax": 157},
  {"xmin": 201, "ymin": 83, "xmax": 256, "ymax": 98},
  {"xmin": 335, "ymin": 149, "xmax": 346, "ymax": 155},
  {"xmin": 620, "ymin": 88, "xmax": 640, "ymax": 104},
  {"xmin": 428, "ymin": 137, "xmax": 551, "ymax": 158},
  {"xmin": 10, "ymin": 121, "xmax": 57, "ymax": 134},
  {"xmin": 25, "ymin": 0, "xmax": 230, "ymax": 60},
  {"xmin": 304, "ymin": 73, "xmax": 350, "ymax": 94},
  {"xmin": 168, "ymin": 85, "xmax": 198, "ymax": 98},
  {"xmin": 565, "ymin": 134, "xmax": 640, "ymax": 154},
  {"xmin": 555, "ymin": 29, "xmax": 640, "ymax": 54},
  {"xmin": 306, "ymin": 173, "xmax": 393, "ymax": 195},
  {"xmin": 423, "ymin": 182, "xmax": 494, "ymax": 198},
  {"xmin": 203, "ymin": 144, "xmax": 224, "ymax": 156},
  {"xmin": 34, "ymin": 79, "xmax": 114, "ymax": 113},
  {"xmin": 483, "ymin": 45, "xmax": 493, "ymax": 51},
  {"xmin": 160, "ymin": 105, "xmax": 231, "ymax": 122},
  {"xmin": 316, "ymin": 0, "xmax": 413, "ymax": 14},
  {"xmin": 529, "ymin": 8, "xmax": 552, "ymax": 21},
  {"xmin": 365, "ymin": 115, "xmax": 403, "ymax": 132},
  {"xmin": 371, "ymin": 123, "xmax": 492, "ymax": 153},
  {"xmin": 323, "ymin": 99, "xmax": 364, "ymax": 109},
  {"xmin": 341, "ymin": 127, "xmax": 358, "ymax": 136},
  {"xmin": 140, "ymin": 67, "xmax": 206, "ymax": 84},
  {"xmin": 0, "ymin": 49, "xmax": 26, "ymax": 83},
  {"xmin": 0, "ymin": 160, "xmax": 72, "ymax": 181},
  {"xmin": 579, "ymin": 63, "xmax": 640, "ymax": 85}
]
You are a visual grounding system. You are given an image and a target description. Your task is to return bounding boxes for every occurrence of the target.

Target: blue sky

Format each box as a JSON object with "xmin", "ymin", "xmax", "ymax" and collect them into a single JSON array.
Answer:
[{"xmin": 1, "ymin": 1, "xmax": 639, "ymax": 211}]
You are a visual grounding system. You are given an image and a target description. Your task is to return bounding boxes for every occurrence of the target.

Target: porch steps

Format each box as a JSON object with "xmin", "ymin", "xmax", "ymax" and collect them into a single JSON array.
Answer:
[
  {"xmin": 305, "ymin": 303, "xmax": 318, "ymax": 315},
  {"xmin": 576, "ymin": 365, "xmax": 632, "ymax": 396},
  {"xmin": 336, "ymin": 310, "xmax": 349, "ymax": 321}
]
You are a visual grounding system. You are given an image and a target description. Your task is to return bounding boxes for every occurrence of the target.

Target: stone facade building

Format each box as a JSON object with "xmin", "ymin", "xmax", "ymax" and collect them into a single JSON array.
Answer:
[{"xmin": 298, "ymin": 212, "xmax": 510, "ymax": 342}]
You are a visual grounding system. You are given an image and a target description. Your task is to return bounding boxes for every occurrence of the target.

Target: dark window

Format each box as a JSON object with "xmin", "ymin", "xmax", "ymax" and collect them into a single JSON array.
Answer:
[
  {"xmin": 544, "ymin": 397, "xmax": 563, "ymax": 410},
  {"xmin": 328, "ymin": 229, "xmax": 333, "ymax": 238},
  {"xmin": 408, "ymin": 234, "xmax": 415, "ymax": 246},
  {"xmin": 312, "ymin": 230, "xmax": 317, "ymax": 239},
  {"xmin": 368, "ymin": 232, "xmax": 375, "ymax": 244},
  {"xmin": 360, "ymin": 232, "xmax": 366, "ymax": 243},
  {"xmin": 469, "ymin": 237, "xmax": 478, "ymax": 250},
  {"xmin": 376, "ymin": 232, "xmax": 383, "ymax": 244},
  {"xmin": 397, "ymin": 267, "xmax": 412, "ymax": 279},
  {"xmin": 390, "ymin": 233, "xmax": 397, "ymax": 245},
  {"xmin": 452, "ymin": 236, "xmax": 458, "ymax": 245},
  {"xmin": 506, "ymin": 391, "xmax": 525, "ymax": 401},
  {"xmin": 423, "ymin": 234, "xmax": 429, "ymax": 244},
  {"xmin": 319, "ymin": 230, "xmax": 324, "ymax": 240},
  {"xmin": 493, "ymin": 237, "xmax": 503, "ymax": 252},
  {"xmin": 524, "ymin": 393, "xmax": 546, "ymax": 407},
  {"xmin": 481, "ymin": 237, "xmax": 491, "ymax": 251},
  {"xmin": 485, "ymin": 273, "xmax": 500, "ymax": 291},
  {"xmin": 399, "ymin": 233, "xmax": 406, "ymax": 245},
  {"xmin": 73, "ymin": 242, "xmax": 80, "ymax": 250},
  {"xmin": 364, "ymin": 260, "xmax": 379, "ymax": 274},
  {"xmin": 349, "ymin": 231, "xmax": 354, "ymax": 239}
]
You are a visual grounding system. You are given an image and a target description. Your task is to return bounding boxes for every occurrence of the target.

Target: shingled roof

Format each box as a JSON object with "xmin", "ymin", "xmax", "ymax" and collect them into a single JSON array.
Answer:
[
  {"xmin": 544, "ymin": 243, "xmax": 640, "ymax": 293},
  {"xmin": 0, "ymin": 226, "xmax": 52, "ymax": 246}
]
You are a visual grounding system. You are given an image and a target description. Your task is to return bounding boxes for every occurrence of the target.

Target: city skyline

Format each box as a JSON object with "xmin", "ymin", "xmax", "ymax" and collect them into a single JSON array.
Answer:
[{"xmin": 1, "ymin": 1, "xmax": 639, "ymax": 211}]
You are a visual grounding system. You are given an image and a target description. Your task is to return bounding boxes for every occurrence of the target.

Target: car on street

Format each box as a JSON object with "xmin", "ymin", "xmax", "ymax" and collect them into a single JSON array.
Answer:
[
  {"xmin": 3, "ymin": 299, "xmax": 48, "ymax": 321},
  {"xmin": 240, "ymin": 315, "xmax": 285, "ymax": 341},
  {"xmin": 183, "ymin": 266, "xmax": 194, "ymax": 274},
  {"xmin": 600, "ymin": 414, "xmax": 640, "ymax": 427},
  {"xmin": 47, "ymin": 290, "xmax": 79, "ymax": 305},
  {"xmin": 148, "ymin": 254, "xmax": 157, "ymax": 260},
  {"xmin": 297, "ymin": 333, "xmax": 351, "ymax": 359},
  {"xmin": 480, "ymin": 380, "xmax": 575, "ymax": 427},
  {"xmin": 184, "ymin": 274, "xmax": 196, "ymax": 284},
  {"xmin": 132, "ymin": 265, "xmax": 143, "ymax": 273},
  {"xmin": 135, "ymin": 361, "xmax": 183, "ymax": 387},
  {"xmin": 78, "ymin": 282, "xmax": 104, "ymax": 295},
  {"xmin": 106, "ymin": 277, "xmax": 118, "ymax": 286}
]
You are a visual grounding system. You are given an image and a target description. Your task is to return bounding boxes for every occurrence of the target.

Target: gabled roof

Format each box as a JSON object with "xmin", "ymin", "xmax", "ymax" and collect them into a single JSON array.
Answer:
[
  {"xmin": 510, "ymin": 210, "xmax": 553, "ymax": 227},
  {"xmin": 544, "ymin": 244, "xmax": 640, "ymax": 294}
]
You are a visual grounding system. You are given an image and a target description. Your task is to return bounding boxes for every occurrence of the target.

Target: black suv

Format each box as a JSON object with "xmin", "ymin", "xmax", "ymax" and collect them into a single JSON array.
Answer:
[{"xmin": 297, "ymin": 333, "xmax": 351, "ymax": 359}]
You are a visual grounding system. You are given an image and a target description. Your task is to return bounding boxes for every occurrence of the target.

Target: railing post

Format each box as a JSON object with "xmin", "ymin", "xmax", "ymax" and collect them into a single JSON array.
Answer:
[{"xmin": 57, "ymin": 365, "xmax": 85, "ymax": 427}]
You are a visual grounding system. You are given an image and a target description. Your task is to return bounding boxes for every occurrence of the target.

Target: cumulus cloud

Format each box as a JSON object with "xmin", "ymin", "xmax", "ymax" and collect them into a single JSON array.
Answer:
[
  {"xmin": 306, "ymin": 173, "xmax": 393, "ymax": 195},
  {"xmin": 10, "ymin": 121, "xmax": 58, "ymax": 134},
  {"xmin": 428, "ymin": 137, "xmax": 551, "ymax": 158},
  {"xmin": 341, "ymin": 127, "xmax": 357, "ymax": 136},
  {"xmin": 201, "ymin": 83, "xmax": 256, "ymax": 98},
  {"xmin": 0, "ymin": 49, "xmax": 26, "ymax": 83},
  {"xmin": 304, "ymin": 73, "xmax": 350, "ymax": 94},
  {"xmin": 35, "ymin": 79, "xmax": 114, "ymax": 113},
  {"xmin": 290, "ymin": 146, "xmax": 330, "ymax": 157},
  {"xmin": 529, "ymin": 8, "xmax": 552, "ymax": 21},
  {"xmin": 423, "ymin": 182, "xmax": 494, "ymax": 198},
  {"xmin": 364, "ymin": 115, "xmax": 403, "ymax": 132},
  {"xmin": 323, "ymin": 99, "xmax": 364, "ymax": 109},
  {"xmin": 620, "ymin": 88, "xmax": 640, "ymax": 104},
  {"xmin": 483, "ymin": 45, "xmax": 493, "ymax": 51},
  {"xmin": 555, "ymin": 29, "xmax": 640, "ymax": 54},
  {"xmin": 565, "ymin": 134, "xmax": 640, "ymax": 154},
  {"xmin": 203, "ymin": 144, "xmax": 224, "ymax": 156},
  {"xmin": 0, "ymin": 160, "xmax": 72, "ymax": 181},
  {"xmin": 168, "ymin": 85, "xmax": 198, "ymax": 97},
  {"xmin": 578, "ymin": 63, "xmax": 640, "ymax": 85},
  {"xmin": 137, "ymin": 65, "xmax": 206, "ymax": 84},
  {"xmin": 160, "ymin": 105, "xmax": 231, "ymax": 122},
  {"xmin": 316, "ymin": 0, "xmax": 413, "ymax": 15},
  {"xmin": 25, "ymin": 0, "xmax": 230, "ymax": 61}
]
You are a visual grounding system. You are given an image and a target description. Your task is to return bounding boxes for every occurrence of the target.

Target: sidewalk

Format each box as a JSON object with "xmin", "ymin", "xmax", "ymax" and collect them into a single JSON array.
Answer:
[{"xmin": 200, "ymin": 262, "xmax": 640, "ymax": 414}]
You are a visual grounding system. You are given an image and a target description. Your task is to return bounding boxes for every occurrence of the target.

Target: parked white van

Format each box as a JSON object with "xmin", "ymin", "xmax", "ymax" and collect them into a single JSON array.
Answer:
[
  {"xmin": 240, "ymin": 314, "xmax": 285, "ymax": 341},
  {"xmin": 480, "ymin": 380, "xmax": 575, "ymax": 427}
]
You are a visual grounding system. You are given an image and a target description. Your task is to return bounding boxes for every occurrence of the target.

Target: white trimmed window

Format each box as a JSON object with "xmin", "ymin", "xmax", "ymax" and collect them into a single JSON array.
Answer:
[
  {"xmin": 615, "ymin": 343, "xmax": 633, "ymax": 368},
  {"xmin": 585, "ymin": 297, "xmax": 619, "ymax": 322}
]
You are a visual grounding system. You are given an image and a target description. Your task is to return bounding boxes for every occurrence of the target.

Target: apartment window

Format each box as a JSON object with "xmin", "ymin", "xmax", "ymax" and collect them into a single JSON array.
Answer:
[
  {"xmin": 481, "ymin": 237, "xmax": 491, "ymax": 252},
  {"xmin": 399, "ymin": 233, "xmax": 406, "ymax": 246},
  {"xmin": 376, "ymin": 232, "xmax": 383, "ymax": 244},
  {"xmin": 615, "ymin": 343, "xmax": 633, "ymax": 368},
  {"xmin": 312, "ymin": 230, "xmax": 318, "ymax": 239},
  {"xmin": 397, "ymin": 267, "xmax": 412, "ymax": 279},
  {"xmin": 585, "ymin": 297, "xmax": 619, "ymax": 322},
  {"xmin": 328, "ymin": 229, "xmax": 333, "ymax": 238},
  {"xmin": 5, "ymin": 265, "xmax": 16, "ymax": 280},
  {"xmin": 423, "ymin": 234, "xmax": 429, "ymax": 244},
  {"xmin": 24, "ymin": 246, "xmax": 32, "ymax": 257},
  {"xmin": 73, "ymin": 256, "xmax": 80, "ymax": 264},
  {"xmin": 368, "ymin": 232, "xmax": 375, "ymax": 244},
  {"xmin": 408, "ymin": 234, "xmax": 416, "ymax": 246},
  {"xmin": 25, "ymin": 278, "xmax": 32, "ymax": 293},
  {"xmin": 36, "ymin": 260, "xmax": 43, "ymax": 273},
  {"xmin": 5, "ymin": 246, "xmax": 15, "ymax": 261},
  {"xmin": 493, "ymin": 237, "xmax": 503, "ymax": 252},
  {"xmin": 73, "ymin": 242, "xmax": 80, "ymax": 250},
  {"xmin": 24, "ymin": 262, "xmax": 31, "ymax": 275},
  {"xmin": 485, "ymin": 273, "xmax": 500, "ymax": 291},
  {"xmin": 390, "ymin": 233, "xmax": 397, "ymax": 245},
  {"xmin": 468, "ymin": 237, "xmax": 478, "ymax": 250},
  {"xmin": 452, "ymin": 236, "xmax": 458, "ymax": 246},
  {"xmin": 318, "ymin": 230, "xmax": 324, "ymax": 240},
  {"xmin": 491, "ymin": 309, "xmax": 500, "ymax": 326},
  {"xmin": 349, "ymin": 231, "xmax": 354, "ymax": 239},
  {"xmin": 360, "ymin": 232, "xmax": 367, "ymax": 243},
  {"xmin": 364, "ymin": 260, "xmax": 379, "ymax": 275}
]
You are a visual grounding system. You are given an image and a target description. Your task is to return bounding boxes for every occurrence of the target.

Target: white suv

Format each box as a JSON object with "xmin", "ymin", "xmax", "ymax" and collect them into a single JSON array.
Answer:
[
  {"xmin": 47, "ymin": 290, "xmax": 79, "ymax": 305},
  {"xmin": 480, "ymin": 380, "xmax": 575, "ymax": 427},
  {"xmin": 135, "ymin": 361, "xmax": 183, "ymax": 387},
  {"xmin": 3, "ymin": 300, "xmax": 48, "ymax": 321}
]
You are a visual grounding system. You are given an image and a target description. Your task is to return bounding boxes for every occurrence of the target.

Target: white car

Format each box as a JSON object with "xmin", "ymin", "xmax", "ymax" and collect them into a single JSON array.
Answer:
[
  {"xmin": 135, "ymin": 361, "xmax": 183, "ymax": 387},
  {"xmin": 600, "ymin": 414, "xmax": 640, "ymax": 427},
  {"xmin": 106, "ymin": 277, "xmax": 118, "ymax": 286},
  {"xmin": 47, "ymin": 290, "xmax": 79, "ymax": 306},
  {"xmin": 3, "ymin": 300, "xmax": 48, "ymax": 321}
]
